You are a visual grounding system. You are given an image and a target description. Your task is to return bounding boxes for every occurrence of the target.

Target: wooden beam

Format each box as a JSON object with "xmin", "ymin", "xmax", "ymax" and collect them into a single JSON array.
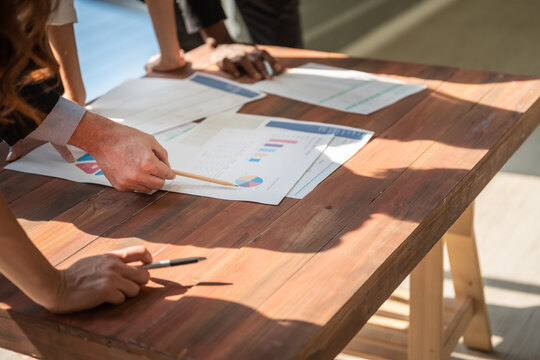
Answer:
[{"xmin": 409, "ymin": 240, "xmax": 444, "ymax": 359}]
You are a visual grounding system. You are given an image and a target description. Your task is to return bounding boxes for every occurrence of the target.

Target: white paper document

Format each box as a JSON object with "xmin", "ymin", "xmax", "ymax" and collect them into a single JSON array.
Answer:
[
  {"xmin": 190, "ymin": 113, "xmax": 373, "ymax": 199},
  {"xmin": 251, "ymin": 62, "xmax": 426, "ymax": 115},
  {"xmin": 87, "ymin": 73, "xmax": 265, "ymax": 134},
  {"xmin": 6, "ymin": 121, "xmax": 333, "ymax": 205},
  {"xmin": 159, "ymin": 122, "xmax": 333, "ymax": 205}
]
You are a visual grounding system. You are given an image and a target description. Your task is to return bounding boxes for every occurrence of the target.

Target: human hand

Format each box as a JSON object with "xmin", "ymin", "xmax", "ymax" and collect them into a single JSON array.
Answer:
[
  {"xmin": 209, "ymin": 42, "xmax": 283, "ymax": 81},
  {"xmin": 6, "ymin": 139, "xmax": 75, "ymax": 163},
  {"xmin": 45, "ymin": 246, "xmax": 152, "ymax": 314},
  {"xmin": 145, "ymin": 51, "xmax": 187, "ymax": 73},
  {"xmin": 68, "ymin": 112, "xmax": 175, "ymax": 193}
]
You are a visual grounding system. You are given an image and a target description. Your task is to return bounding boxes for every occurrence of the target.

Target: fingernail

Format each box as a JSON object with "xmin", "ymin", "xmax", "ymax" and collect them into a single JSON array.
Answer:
[{"xmin": 6, "ymin": 151, "xmax": 15, "ymax": 162}]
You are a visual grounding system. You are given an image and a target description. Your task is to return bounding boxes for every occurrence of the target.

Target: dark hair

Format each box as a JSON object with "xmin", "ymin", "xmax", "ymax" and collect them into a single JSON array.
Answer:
[{"xmin": 0, "ymin": 0, "xmax": 59, "ymax": 125}]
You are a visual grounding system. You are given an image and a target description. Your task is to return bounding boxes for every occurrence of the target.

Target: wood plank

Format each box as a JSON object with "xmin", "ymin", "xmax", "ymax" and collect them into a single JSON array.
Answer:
[
  {"xmin": 445, "ymin": 231, "xmax": 492, "ymax": 351},
  {"xmin": 442, "ymin": 298, "xmax": 474, "ymax": 359},
  {"xmin": 0, "ymin": 311, "xmax": 168, "ymax": 360},
  {"xmin": 0, "ymin": 172, "xmax": 54, "ymax": 204},
  {"xmin": 0, "ymin": 141, "xmax": 8, "ymax": 170},
  {"xmin": 8, "ymin": 180, "xmax": 103, "ymax": 233},
  {"xmin": 409, "ymin": 240, "xmax": 443, "ymax": 360}
]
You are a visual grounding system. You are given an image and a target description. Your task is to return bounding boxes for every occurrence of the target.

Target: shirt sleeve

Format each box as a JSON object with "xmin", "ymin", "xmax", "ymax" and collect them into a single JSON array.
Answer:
[
  {"xmin": 48, "ymin": 0, "xmax": 78, "ymax": 26},
  {"xmin": 178, "ymin": 0, "xmax": 227, "ymax": 34},
  {"xmin": 27, "ymin": 97, "xmax": 86, "ymax": 146}
]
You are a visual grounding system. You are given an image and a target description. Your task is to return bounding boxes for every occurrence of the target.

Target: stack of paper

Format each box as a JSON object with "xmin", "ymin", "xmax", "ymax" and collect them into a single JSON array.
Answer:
[
  {"xmin": 8, "ymin": 63, "xmax": 418, "ymax": 205},
  {"xmin": 6, "ymin": 119, "xmax": 332, "ymax": 205},
  {"xmin": 180, "ymin": 113, "xmax": 374, "ymax": 200},
  {"xmin": 251, "ymin": 62, "xmax": 426, "ymax": 115},
  {"xmin": 87, "ymin": 73, "xmax": 265, "ymax": 134}
]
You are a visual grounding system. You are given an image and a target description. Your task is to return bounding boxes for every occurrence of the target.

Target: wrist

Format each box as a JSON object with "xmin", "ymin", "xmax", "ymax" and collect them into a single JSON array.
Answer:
[
  {"xmin": 160, "ymin": 50, "xmax": 186, "ymax": 68},
  {"xmin": 21, "ymin": 265, "xmax": 64, "ymax": 312},
  {"xmin": 68, "ymin": 112, "xmax": 116, "ymax": 157}
]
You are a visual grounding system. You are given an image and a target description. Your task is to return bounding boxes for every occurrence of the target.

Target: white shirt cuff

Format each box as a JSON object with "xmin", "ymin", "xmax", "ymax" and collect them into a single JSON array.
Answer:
[{"xmin": 28, "ymin": 97, "xmax": 86, "ymax": 146}]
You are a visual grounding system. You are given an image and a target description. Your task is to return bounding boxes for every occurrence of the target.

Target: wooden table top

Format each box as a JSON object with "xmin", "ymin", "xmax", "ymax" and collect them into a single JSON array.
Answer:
[{"xmin": 1, "ymin": 45, "xmax": 539, "ymax": 360}]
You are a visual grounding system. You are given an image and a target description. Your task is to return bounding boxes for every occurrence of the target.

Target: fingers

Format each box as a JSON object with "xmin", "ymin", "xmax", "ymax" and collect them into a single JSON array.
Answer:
[
  {"xmin": 110, "ymin": 245, "xmax": 153, "ymax": 264},
  {"xmin": 118, "ymin": 264, "xmax": 151, "ymax": 286},
  {"xmin": 249, "ymin": 54, "xmax": 271, "ymax": 80},
  {"xmin": 151, "ymin": 141, "xmax": 175, "ymax": 179},
  {"xmin": 132, "ymin": 183, "xmax": 155, "ymax": 194},
  {"xmin": 6, "ymin": 141, "xmax": 24, "ymax": 162},
  {"xmin": 115, "ymin": 277, "xmax": 143, "ymax": 298},
  {"xmin": 260, "ymin": 49, "xmax": 283, "ymax": 74},
  {"xmin": 236, "ymin": 56, "xmax": 262, "ymax": 80},
  {"xmin": 52, "ymin": 144, "xmax": 75, "ymax": 163},
  {"xmin": 106, "ymin": 289, "xmax": 126, "ymax": 305},
  {"xmin": 219, "ymin": 58, "xmax": 240, "ymax": 78}
]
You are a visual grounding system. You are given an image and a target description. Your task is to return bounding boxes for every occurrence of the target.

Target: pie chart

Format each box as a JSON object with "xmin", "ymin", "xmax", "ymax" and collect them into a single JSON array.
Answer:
[{"xmin": 235, "ymin": 176, "xmax": 264, "ymax": 188}]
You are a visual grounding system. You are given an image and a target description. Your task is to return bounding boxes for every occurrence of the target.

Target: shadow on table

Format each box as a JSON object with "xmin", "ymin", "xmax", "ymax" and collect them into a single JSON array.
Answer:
[{"xmin": 2, "ymin": 294, "xmax": 321, "ymax": 360}]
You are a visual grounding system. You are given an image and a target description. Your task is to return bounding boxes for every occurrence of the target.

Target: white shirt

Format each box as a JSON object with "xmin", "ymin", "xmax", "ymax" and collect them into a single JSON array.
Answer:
[{"xmin": 48, "ymin": 0, "xmax": 78, "ymax": 26}]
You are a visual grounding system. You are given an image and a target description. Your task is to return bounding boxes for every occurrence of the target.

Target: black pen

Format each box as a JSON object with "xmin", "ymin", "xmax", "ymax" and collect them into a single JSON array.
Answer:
[{"xmin": 141, "ymin": 257, "xmax": 206, "ymax": 269}]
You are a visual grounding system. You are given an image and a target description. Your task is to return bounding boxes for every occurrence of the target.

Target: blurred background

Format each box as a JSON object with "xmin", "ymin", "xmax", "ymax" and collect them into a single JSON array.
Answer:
[{"xmin": 2, "ymin": 0, "xmax": 539, "ymax": 359}]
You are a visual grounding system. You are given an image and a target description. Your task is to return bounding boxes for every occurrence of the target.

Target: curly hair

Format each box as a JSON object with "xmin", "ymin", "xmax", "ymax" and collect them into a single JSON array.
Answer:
[{"xmin": 0, "ymin": 0, "xmax": 59, "ymax": 125}]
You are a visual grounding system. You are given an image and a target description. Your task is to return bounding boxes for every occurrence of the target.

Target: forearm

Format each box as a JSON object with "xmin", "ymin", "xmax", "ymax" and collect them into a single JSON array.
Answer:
[
  {"xmin": 146, "ymin": 0, "xmax": 183, "ymax": 62},
  {"xmin": 47, "ymin": 24, "xmax": 86, "ymax": 105},
  {"xmin": 201, "ymin": 20, "xmax": 234, "ymax": 45},
  {"xmin": 0, "ymin": 195, "xmax": 60, "ymax": 308}
]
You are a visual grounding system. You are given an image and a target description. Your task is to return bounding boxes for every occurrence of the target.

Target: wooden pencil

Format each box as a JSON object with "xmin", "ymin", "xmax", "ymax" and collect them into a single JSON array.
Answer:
[{"xmin": 173, "ymin": 169, "xmax": 238, "ymax": 187}]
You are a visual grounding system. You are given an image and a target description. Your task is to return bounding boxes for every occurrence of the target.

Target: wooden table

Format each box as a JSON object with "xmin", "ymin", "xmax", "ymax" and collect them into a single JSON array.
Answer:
[{"xmin": 1, "ymin": 45, "xmax": 539, "ymax": 360}]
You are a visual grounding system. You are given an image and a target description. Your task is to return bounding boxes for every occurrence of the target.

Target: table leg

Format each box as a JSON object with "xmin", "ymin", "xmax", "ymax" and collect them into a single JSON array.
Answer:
[
  {"xmin": 409, "ymin": 239, "xmax": 444, "ymax": 360},
  {"xmin": 342, "ymin": 203, "xmax": 492, "ymax": 359},
  {"xmin": 444, "ymin": 203, "xmax": 493, "ymax": 352}
]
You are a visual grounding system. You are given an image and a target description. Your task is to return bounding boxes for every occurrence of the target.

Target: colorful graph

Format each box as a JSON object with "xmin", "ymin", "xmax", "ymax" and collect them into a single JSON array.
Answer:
[
  {"xmin": 250, "ymin": 138, "xmax": 298, "ymax": 162},
  {"xmin": 235, "ymin": 176, "xmax": 263, "ymax": 188},
  {"xmin": 75, "ymin": 153, "xmax": 103, "ymax": 176}
]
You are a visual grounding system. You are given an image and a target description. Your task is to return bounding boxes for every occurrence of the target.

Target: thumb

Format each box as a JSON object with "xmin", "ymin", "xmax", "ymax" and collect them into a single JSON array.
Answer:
[{"xmin": 109, "ymin": 245, "xmax": 153, "ymax": 264}]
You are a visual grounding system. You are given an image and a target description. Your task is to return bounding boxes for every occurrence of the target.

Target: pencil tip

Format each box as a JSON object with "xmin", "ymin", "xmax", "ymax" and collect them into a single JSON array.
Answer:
[{"xmin": 198, "ymin": 257, "xmax": 207, "ymax": 261}]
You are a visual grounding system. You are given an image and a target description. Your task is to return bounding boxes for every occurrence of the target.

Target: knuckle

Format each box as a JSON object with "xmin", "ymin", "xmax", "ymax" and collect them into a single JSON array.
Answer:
[
  {"xmin": 140, "ymin": 269, "xmax": 151, "ymax": 283},
  {"xmin": 129, "ymin": 286, "xmax": 141, "ymax": 297}
]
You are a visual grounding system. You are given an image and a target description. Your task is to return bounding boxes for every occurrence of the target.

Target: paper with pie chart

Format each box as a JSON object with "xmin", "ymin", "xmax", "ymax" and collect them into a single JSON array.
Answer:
[
  {"xmin": 5, "ymin": 119, "xmax": 331, "ymax": 204},
  {"xmin": 4, "ymin": 143, "xmax": 114, "ymax": 187},
  {"xmin": 159, "ymin": 125, "xmax": 334, "ymax": 205}
]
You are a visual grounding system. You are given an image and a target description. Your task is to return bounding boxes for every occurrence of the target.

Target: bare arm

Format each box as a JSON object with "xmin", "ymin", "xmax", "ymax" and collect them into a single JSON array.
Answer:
[
  {"xmin": 145, "ymin": 0, "xmax": 186, "ymax": 72},
  {"xmin": 0, "ymin": 194, "xmax": 61, "ymax": 309},
  {"xmin": 47, "ymin": 24, "xmax": 86, "ymax": 105},
  {"xmin": 0, "ymin": 194, "xmax": 153, "ymax": 313}
]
